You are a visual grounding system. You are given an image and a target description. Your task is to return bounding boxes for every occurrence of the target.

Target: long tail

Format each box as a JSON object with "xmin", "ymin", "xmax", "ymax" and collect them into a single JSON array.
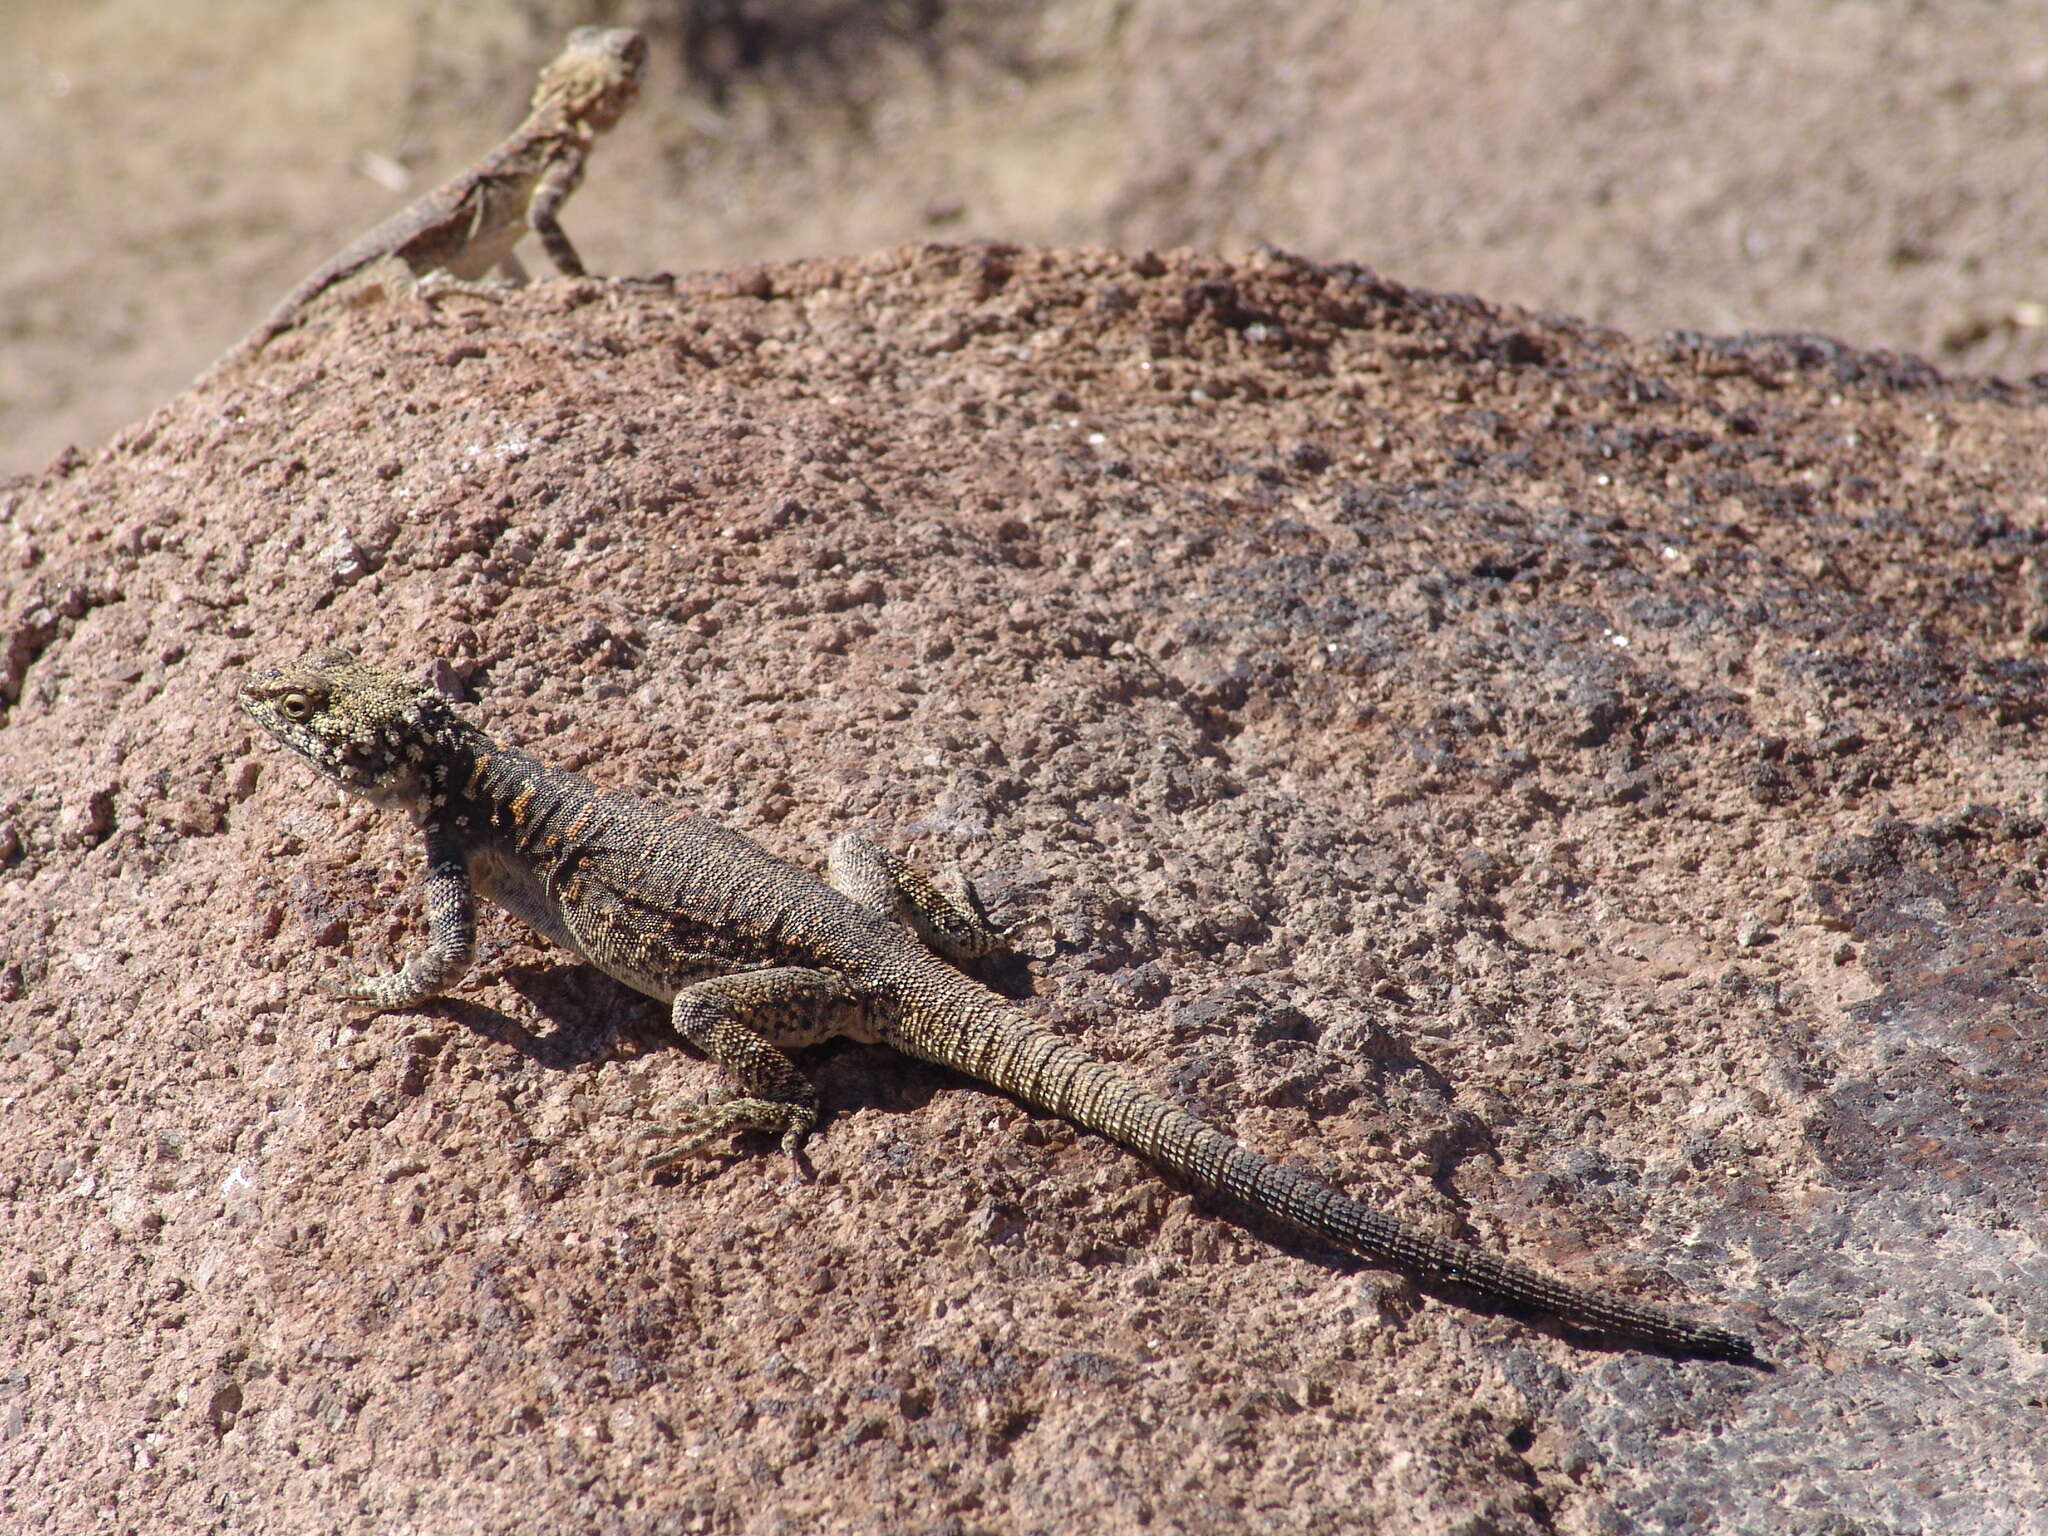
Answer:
[{"xmin": 912, "ymin": 993, "xmax": 1756, "ymax": 1362}]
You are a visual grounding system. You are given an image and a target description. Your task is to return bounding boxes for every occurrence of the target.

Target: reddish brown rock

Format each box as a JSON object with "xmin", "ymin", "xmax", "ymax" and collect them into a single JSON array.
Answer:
[
  {"xmin": 3, "ymin": 247, "xmax": 2043, "ymax": 1533},
  {"xmin": 11, "ymin": 2, "xmax": 2048, "ymax": 475}
]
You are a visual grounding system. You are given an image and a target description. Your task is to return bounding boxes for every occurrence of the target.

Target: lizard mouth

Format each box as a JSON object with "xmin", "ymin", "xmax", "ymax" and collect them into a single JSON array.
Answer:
[
  {"xmin": 235, "ymin": 656, "xmax": 431, "ymax": 805},
  {"xmin": 233, "ymin": 674, "xmax": 276, "ymax": 733}
]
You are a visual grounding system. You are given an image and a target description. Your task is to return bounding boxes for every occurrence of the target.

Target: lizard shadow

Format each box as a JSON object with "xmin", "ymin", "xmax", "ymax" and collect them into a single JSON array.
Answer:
[
  {"xmin": 1194, "ymin": 1183, "xmax": 1770, "ymax": 1368},
  {"xmin": 437, "ymin": 961, "xmax": 1763, "ymax": 1368},
  {"xmin": 446, "ymin": 960, "xmax": 956, "ymax": 1131},
  {"xmin": 444, "ymin": 962, "xmax": 668, "ymax": 1070},
  {"xmin": 449, "ymin": 942, "xmax": 1038, "ymax": 1071}
]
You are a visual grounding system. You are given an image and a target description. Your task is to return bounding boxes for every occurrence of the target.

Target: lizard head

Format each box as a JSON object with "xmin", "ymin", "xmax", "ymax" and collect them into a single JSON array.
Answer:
[
  {"xmin": 534, "ymin": 26, "xmax": 648, "ymax": 130},
  {"xmin": 239, "ymin": 651, "xmax": 462, "ymax": 805}
]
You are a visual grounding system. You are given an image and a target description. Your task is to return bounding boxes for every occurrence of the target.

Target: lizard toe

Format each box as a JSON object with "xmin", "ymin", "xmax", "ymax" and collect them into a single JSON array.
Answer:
[
  {"xmin": 637, "ymin": 1099, "xmax": 816, "ymax": 1174},
  {"xmin": 320, "ymin": 960, "xmax": 433, "ymax": 1013},
  {"xmin": 319, "ymin": 964, "xmax": 391, "ymax": 1009}
]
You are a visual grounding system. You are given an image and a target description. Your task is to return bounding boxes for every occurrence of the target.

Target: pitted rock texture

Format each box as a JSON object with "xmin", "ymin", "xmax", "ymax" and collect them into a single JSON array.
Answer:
[
  {"xmin": 11, "ymin": 0, "xmax": 2048, "ymax": 471},
  {"xmin": 3, "ymin": 246, "xmax": 2045, "ymax": 1534}
]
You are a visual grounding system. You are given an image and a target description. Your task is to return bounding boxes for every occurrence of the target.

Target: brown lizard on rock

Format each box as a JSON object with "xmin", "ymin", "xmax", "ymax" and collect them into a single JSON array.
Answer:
[
  {"xmin": 239, "ymin": 650, "xmax": 1759, "ymax": 1362},
  {"xmin": 229, "ymin": 26, "xmax": 647, "ymax": 361}
]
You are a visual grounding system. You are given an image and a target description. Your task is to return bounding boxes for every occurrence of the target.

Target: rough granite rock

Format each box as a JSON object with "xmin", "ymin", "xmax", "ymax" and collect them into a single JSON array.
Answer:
[{"xmin": 2, "ymin": 245, "xmax": 2044, "ymax": 1534}]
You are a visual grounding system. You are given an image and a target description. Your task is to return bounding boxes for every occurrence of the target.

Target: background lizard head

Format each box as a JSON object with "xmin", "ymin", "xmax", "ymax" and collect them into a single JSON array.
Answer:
[
  {"xmin": 239, "ymin": 650, "xmax": 459, "ymax": 805},
  {"xmin": 533, "ymin": 26, "xmax": 648, "ymax": 131}
]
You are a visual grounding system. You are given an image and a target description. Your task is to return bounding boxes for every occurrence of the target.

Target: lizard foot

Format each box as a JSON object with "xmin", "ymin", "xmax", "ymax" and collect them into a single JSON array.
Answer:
[
  {"xmin": 638, "ymin": 1099, "xmax": 816, "ymax": 1175},
  {"xmin": 1000, "ymin": 912, "xmax": 1056, "ymax": 958},
  {"xmin": 319, "ymin": 955, "xmax": 431, "ymax": 1014},
  {"xmin": 415, "ymin": 272, "xmax": 519, "ymax": 306}
]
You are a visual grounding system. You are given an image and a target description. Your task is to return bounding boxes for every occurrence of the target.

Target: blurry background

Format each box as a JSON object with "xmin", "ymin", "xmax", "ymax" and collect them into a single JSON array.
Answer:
[{"xmin": 5, "ymin": 0, "xmax": 2044, "ymax": 472}]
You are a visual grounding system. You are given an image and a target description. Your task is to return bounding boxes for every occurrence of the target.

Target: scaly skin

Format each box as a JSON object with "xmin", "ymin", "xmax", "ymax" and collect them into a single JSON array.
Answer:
[{"xmin": 239, "ymin": 650, "xmax": 1759, "ymax": 1363}]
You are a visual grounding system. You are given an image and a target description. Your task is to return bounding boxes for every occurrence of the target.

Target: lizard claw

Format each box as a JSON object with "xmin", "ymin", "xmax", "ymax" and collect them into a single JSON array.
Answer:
[
  {"xmin": 637, "ymin": 1099, "xmax": 817, "ymax": 1177},
  {"xmin": 636, "ymin": 1120, "xmax": 724, "ymax": 1176},
  {"xmin": 319, "ymin": 963, "xmax": 389, "ymax": 1009},
  {"xmin": 319, "ymin": 953, "xmax": 435, "ymax": 1014},
  {"xmin": 998, "ymin": 913, "xmax": 1056, "ymax": 961}
]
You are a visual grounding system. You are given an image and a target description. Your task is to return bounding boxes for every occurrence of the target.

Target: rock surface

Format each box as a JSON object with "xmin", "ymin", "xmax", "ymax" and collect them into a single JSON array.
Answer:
[
  {"xmin": 11, "ymin": 0, "xmax": 2048, "ymax": 470},
  {"xmin": 3, "ymin": 246, "xmax": 2045, "ymax": 1533}
]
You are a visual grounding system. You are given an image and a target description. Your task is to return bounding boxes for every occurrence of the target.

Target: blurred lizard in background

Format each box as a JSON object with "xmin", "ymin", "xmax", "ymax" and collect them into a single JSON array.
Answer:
[{"xmin": 224, "ymin": 25, "xmax": 646, "ymax": 363}]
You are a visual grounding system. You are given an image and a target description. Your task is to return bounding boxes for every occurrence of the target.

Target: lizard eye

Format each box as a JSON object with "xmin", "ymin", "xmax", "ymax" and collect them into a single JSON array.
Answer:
[{"xmin": 279, "ymin": 692, "xmax": 313, "ymax": 722}]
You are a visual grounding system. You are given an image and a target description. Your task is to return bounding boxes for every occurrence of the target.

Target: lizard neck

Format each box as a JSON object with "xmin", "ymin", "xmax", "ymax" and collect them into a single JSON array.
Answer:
[
  {"xmin": 523, "ymin": 80, "xmax": 627, "ymax": 144},
  {"xmin": 519, "ymin": 110, "xmax": 592, "ymax": 148},
  {"xmin": 417, "ymin": 722, "xmax": 613, "ymax": 864}
]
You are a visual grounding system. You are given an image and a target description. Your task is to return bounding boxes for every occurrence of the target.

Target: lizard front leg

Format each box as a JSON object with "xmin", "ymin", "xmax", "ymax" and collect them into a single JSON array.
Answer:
[
  {"xmin": 827, "ymin": 832, "xmax": 1006, "ymax": 964},
  {"xmin": 640, "ymin": 967, "xmax": 878, "ymax": 1172},
  {"xmin": 528, "ymin": 152, "xmax": 591, "ymax": 276},
  {"xmin": 325, "ymin": 821, "xmax": 475, "ymax": 1011}
]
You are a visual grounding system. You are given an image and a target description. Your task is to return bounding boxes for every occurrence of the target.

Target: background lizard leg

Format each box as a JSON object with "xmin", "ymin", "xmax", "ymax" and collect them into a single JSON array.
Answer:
[{"xmin": 528, "ymin": 156, "xmax": 590, "ymax": 276}]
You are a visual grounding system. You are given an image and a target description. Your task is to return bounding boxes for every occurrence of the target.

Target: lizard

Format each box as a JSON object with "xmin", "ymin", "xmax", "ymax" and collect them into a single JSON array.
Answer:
[
  {"xmin": 237, "ymin": 650, "xmax": 1760, "ymax": 1363},
  {"xmin": 226, "ymin": 26, "xmax": 647, "ymax": 362}
]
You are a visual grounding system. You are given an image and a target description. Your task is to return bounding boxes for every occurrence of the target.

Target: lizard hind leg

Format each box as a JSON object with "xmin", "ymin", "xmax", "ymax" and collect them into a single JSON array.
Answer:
[
  {"xmin": 640, "ymin": 966, "xmax": 869, "ymax": 1174},
  {"xmin": 827, "ymin": 831, "xmax": 1005, "ymax": 964}
]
